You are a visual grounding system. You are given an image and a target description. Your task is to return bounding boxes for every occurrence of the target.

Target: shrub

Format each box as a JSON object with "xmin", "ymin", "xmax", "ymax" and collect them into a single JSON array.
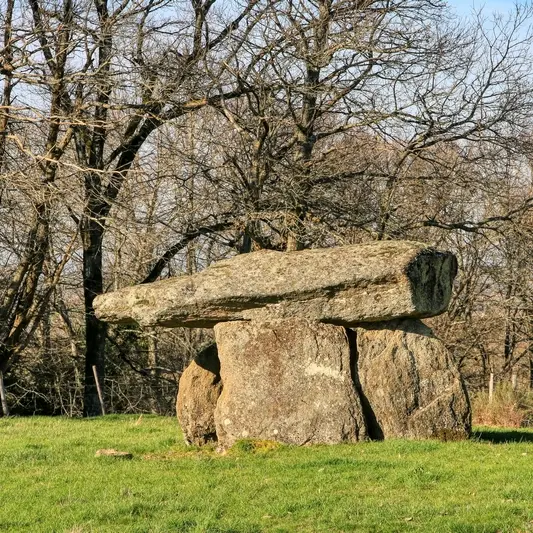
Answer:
[{"xmin": 472, "ymin": 384, "xmax": 533, "ymax": 428}]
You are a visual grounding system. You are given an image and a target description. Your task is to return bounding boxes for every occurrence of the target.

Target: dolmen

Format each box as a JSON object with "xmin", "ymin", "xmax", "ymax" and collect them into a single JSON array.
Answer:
[{"xmin": 94, "ymin": 241, "xmax": 471, "ymax": 447}]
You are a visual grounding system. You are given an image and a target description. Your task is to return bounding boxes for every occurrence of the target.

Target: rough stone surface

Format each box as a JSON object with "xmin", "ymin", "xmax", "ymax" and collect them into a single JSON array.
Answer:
[
  {"xmin": 176, "ymin": 343, "xmax": 222, "ymax": 446},
  {"xmin": 94, "ymin": 241, "xmax": 457, "ymax": 328},
  {"xmin": 213, "ymin": 319, "xmax": 367, "ymax": 448},
  {"xmin": 354, "ymin": 319, "xmax": 471, "ymax": 440},
  {"xmin": 95, "ymin": 449, "xmax": 133, "ymax": 459}
]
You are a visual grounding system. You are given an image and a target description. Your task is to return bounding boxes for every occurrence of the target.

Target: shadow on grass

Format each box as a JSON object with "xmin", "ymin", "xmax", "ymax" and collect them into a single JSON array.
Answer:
[{"xmin": 472, "ymin": 428, "xmax": 533, "ymax": 444}]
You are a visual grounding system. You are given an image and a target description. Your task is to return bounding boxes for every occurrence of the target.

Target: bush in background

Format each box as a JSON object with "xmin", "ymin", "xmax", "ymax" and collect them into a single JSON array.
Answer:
[{"xmin": 472, "ymin": 384, "xmax": 533, "ymax": 428}]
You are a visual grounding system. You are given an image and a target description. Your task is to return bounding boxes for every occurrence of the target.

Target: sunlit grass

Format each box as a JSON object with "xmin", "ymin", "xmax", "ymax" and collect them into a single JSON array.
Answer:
[{"xmin": 1, "ymin": 415, "xmax": 533, "ymax": 532}]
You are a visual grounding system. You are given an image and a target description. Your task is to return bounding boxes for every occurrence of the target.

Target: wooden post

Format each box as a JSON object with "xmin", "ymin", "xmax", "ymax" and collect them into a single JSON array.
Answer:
[
  {"xmin": 512, "ymin": 372, "xmax": 517, "ymax": 391},
  {"xmin": 147, "ymin": 328, "xmax": 161, "ymax": 415},
  {"xmin": 0, "ymin": 371, "xmax": 10, "ymax": 417},
  {"xmin": 489, "ymin": 372, "xmax": 494, "ymax": 403},
  {"xmin": 92, "ymin": 365, "xmax": 106, "ymax": 416}
]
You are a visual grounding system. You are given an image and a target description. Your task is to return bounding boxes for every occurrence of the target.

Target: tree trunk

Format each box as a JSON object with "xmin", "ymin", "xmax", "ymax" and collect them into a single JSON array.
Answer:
[
  {"xmin": 530, "ymin": 350, "xmax": 533, "ymax": 390},
  {"xmin": 82, "ymin": 219, "xmax": 107, "ymax": 416},
  {"xmin": 0, "ymin": 0, "xmax": 14, "ymax": 172},
  {"xmin": 0, "ymin": 203, "xmax": 50, "ymax": 374}
]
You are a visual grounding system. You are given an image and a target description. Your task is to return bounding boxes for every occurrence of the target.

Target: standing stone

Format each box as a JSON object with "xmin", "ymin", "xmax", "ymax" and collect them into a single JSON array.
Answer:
[
  {"xmin": 176, "ymin": 343, "xmax": 222, "ymax": 446},
  {"xmin": 354, "ymin": 319, "xmax": 471, "ymax": 440},
  {"xmin": 214, "ymin": 319, "xmax": 367, "ymax": 448}
]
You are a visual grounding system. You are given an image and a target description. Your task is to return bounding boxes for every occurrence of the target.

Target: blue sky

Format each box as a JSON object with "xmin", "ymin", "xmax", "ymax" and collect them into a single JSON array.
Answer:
[{"xmin": 447, "ymin": 0, "xmax": 528, "ymax": 16}]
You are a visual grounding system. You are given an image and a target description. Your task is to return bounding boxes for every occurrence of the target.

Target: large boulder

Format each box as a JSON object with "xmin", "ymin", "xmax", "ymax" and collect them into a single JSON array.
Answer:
[
  {"xmin": 213, "ymin": 319, "xmax": 367, "ymax": 448},
  {"xmin": 354, "ymin": 319, "xmax": 471, "ymax": 440},
  {"xmin": 94, "ymin": 241, "xmax": 457, "ymax": 328},
  {"xmin": 176, "ymin": 343, "xmax": 222, "ymax": 446}
]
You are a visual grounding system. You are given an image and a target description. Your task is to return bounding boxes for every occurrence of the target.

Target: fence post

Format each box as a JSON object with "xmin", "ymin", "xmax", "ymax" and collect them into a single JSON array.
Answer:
[
  {"xmin": 92, "ymin": 365, "xmax": 106, "ymax": 416},
  {"xmin": 0, "ymin": 371, "xmax": 10, "ymax": 416},
  {"xmin": 489, "ymin": 372, "xmax": 494, "ymax": 403}
]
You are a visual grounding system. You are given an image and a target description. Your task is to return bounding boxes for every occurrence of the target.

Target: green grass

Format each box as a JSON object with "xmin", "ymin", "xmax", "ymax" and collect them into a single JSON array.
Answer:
[{"xmin": 1, "ymin": 416, "xmax": 533, "ymax": 532}]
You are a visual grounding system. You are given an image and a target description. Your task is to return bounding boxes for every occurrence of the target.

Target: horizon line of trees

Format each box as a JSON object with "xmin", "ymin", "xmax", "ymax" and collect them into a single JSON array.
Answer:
[{"xmin": 2, "ymin": 0, "xmax": 533, "ymax": 416}]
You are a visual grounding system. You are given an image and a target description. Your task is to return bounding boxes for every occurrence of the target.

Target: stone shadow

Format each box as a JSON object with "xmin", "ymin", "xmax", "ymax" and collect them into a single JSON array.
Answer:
[
  {"xmin": 345, "ymin": 328, "xmax": 384, "ymax": 441},
  {"xmin": 472, "ymin": 428, "xmax": 533, "ymax": 444}
]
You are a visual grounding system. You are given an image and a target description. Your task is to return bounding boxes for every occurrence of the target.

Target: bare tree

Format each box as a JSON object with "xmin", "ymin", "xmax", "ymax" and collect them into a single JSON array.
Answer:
[
  {"xmin": 62, "ymin": 0, "xmax": 271, "ymax": 414},
  {"xmin": 4, "ymin": 0, "xmax": 533, "ymax": 415},
  {"xmin": 0, "ymin": 0, "xmax": 76, "ymax": 394}
]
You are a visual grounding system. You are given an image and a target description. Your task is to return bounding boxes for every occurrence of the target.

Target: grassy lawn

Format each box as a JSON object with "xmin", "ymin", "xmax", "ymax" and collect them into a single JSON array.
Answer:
[{"xmin": 1, "ymin": 416, "xmax": 533, "ymax": 532}]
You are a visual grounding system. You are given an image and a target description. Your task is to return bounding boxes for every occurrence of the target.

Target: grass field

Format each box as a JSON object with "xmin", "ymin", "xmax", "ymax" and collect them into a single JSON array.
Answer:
[{"xmin": 1, "ymin": 416, "xmax": 533, "ymax": 533}]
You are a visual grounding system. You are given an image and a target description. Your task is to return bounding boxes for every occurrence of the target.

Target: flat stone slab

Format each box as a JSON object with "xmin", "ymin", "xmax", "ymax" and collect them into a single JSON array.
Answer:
[{"xmin": 94, "ymin": 241, "xmax": 457, "ymax": 328}]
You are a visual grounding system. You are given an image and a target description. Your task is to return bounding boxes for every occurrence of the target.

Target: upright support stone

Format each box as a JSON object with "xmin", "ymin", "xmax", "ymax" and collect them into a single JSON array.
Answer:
[
  {"xmin": 213, "ymin": 319, "xmax": 367, "ymax": 448},
  {"xmin": 354, "ymin": 319, "xmax": 471, "ymax": 440},
  {"xmin": 176, "ymin": 343, "xmax": 222, "ymax": 446}
]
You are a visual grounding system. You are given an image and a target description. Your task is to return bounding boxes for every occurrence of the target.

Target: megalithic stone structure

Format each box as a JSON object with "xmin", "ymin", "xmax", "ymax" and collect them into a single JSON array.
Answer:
[{"xmin": 94, "ymin": 240, "xmax": 471, "ymax": 447}]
